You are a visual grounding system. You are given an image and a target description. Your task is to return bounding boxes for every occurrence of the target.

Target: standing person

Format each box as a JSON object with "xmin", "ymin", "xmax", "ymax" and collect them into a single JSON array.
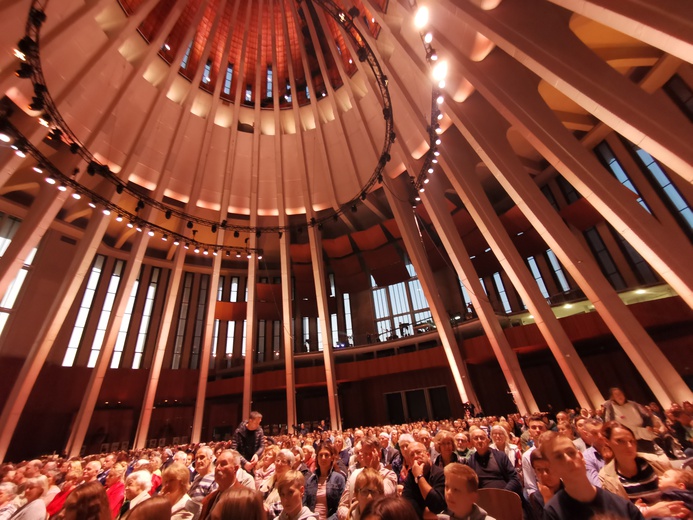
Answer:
[
  {"xmin": 232, "ymin": 411, "xmax": 265, "ymax": 475},
  {"xmin": 539, "ymin": 431, "xmax": 644, "ymax": 520},
  {"xmin": 604, "ymin": 388, "xmax": 658, "ymax": 454}
]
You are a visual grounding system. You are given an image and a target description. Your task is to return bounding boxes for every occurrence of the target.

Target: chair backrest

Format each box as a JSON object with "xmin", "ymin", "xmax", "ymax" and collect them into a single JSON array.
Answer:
[{"xmin": 476, "ymin": 488, "xmax": 523, "ymax": 520}]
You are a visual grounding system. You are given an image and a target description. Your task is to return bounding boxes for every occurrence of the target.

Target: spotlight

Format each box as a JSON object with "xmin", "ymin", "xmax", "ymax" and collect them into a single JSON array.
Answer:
[
  {"xmin": 203, "ymin": 249, "xmax": 209, "ymax": 255},
  {"xmin": 389, "ymin": 131, "xmax": 396, "ymax": 143},
  {"xmin": 438, "ymin": 80, "xmax": 445, "ymax": 88},
  {"xmin": 115, "ymin": 214, "xmax": 123, "ymax": 222},
  {"xmin": 212, "ymin": 249, "xmax": 218, "ymax": 256},
  {"xmin": 0, "ymin": 132, "xmax": 10, "ymax": 144},
  {"xmin": 38, "ymin": 117, "xmax": 50, "ymax": 127},
  {"xmin": 173, "ymin": 238, "xmax": 180, "ymax": 246},
  {"xmin": 211, "ymin": 224, "xmax": 217, "ymax": 233},
  {"xmin": 428, "ymin": 167, "xmax": 434, "ymax": 173},
  {"xmin": 256, "ymin": 230, "xmax": 261, "ymax": 238},
  {"xmin": 225, "ymin": 250, "xmax": 230, "ymax": 257},
  {"xmin": 135, "ymin": 224, "xmax": 143, "ymax": 232},
  {"xmin": 49, "ymin": 128, "xmax": 63, "ymax": 141},
  {"xmin": 357, "ymin": 47, "xmax": 368, "ymax": 62},
  {"xmin": 45, "ymin": 176, "xmax": 56, "ymax": 185},
  {"xmin": 14, "ymin": 149, "xmax": 26, "ymax": 158},
  {"xmin": 17, "ymin": 36, "xmax": 37, "ymax": 55},
  {"xmin": 347, "ymin": 6, "xmax": 360, "ymax": 17},
  {"xmin": 434, "ymin": 150, "xmax": 440, "ymax": 156},
  {"xmin": 437, "ymin": 113, "xmax": 443, "ymax": 121},
  {"xmin": 28, "ymin": 97, "xmax": 44, "ymax": 111},
  {"xmin": 116, "ymin": 184, "xmax": 124, "ymax": 194},
  {"xmin": 427, "ymin": 50, "xmax": 438, "ymax": 61},
  {"xmin": 278, "ymin": 231, "xmax": 283, "ymax": 239},
  {"xmin": 233, "ymin": 230, "xmax": 240, "ymax": 238},
  {"xmin": 246, "ymin": 252, "xmax": 252, "ymax": 259},
  {"xmin": 424, "ymin": 178, "xmax": 430, "ymax": 184},
  {"xmin": 33, "ymin": 166, "xmax": 43, "ymax": 173},
  {"xmin": 432, "ymin": 60, "xmax": 448, "ymax": 82},
  {"xmin": 194, "ymin": 246, "xmax": 200, "ymax": 253},
  {"xmin": 87, "ymin": 161, "xmax": 98, "ymax": 175},
  {"xmin": 148, "ymin": 229, "xmax": 155, "ymax": 236},
  {"xmin": 424, "ymin": 32, "xmax": 433, "ymax": 44},
  {"xmin": 419, "ymin": 187, "xmax": 425, "ymax": 192},
  {"xmin": 163, "ymin": 43, "xmax": 171, "ymax": 51},
  {"xmin": 72, "ymin": 192, "xmax": 81, "ymax": 200},
  {"xmin": 103, "ymin": 208, "xmax": 111, "ymax": 216},
  {"xmin": 436, "ymin": 95, "xmax": 444, "ymax": 105},
  {"xmin": 127, "ymin": 221, "xmax": 134, "ymax": 229},
  {"xmin": 13, "ymin": 49, "xmax": 25, "ymax": 61},
  {"xmin": 184, "ymin": 242, "xmax": 190, "ymax": 249},
  {"xmin": 58, "ymin": 183, "xmax": 67, "ymax": 192},
  {"xmin": 415, "ymin": 196, "xmax": 421, "ymax": 202},
  {"xmin": 88, "ymin": 200, "xmax": 97, "ymax": 209},
  {"xmin": 29, "ymin": 8, "xmax": 46, "ymax": 27},
  {"xmin": 69, "ymin": 143, "xmax": 80, "ymax": 154},
  {"xmin": 257, "ymin": 253, "xmax": 263, "ymax": 260},
  {"xmin": 435, "ymin": 138, "xmax": 441, "ymax": 145},
  {"xmin": 360, "ymin": 192, "xmax": 367, "ymax": 201},
  {"xmin": 236, "ymin": 251, "xmax": 241, "ymax": 258},
  {"xmin": 137, "ymin": 200, "xmax": 145, "ymax": 211},
  {"xmin": 220, "ymin": 220, "xmax": 227, "ymax": 228},
  {"xmin": 435, "ymin": 126, "xmax": 443, "ymax": 135},
  {"xmin": 162, "ymin": 234, "xmax": 168, "ymax": 241},
  {"xmin": 15, "ymin": 63, "xmax": 33, "ymax": 79},
  {"xmin": 414, "ymin": 6, "xmax": 429, "ymax": 29}
]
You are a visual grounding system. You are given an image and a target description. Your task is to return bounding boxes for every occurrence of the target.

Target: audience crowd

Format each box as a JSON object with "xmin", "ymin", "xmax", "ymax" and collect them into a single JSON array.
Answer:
[{"xmin": 1, "ymin": 389, "xmax": 692, "ymax": 519}]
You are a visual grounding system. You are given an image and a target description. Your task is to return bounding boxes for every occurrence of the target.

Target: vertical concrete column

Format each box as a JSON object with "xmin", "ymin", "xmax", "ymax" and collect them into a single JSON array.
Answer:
[
  {"xmin": 0, "ymin": 209, "xmax": 111, "ymax": 462},
  {"xmin": 64, "ymin": 231, "xmax": 150, "ymax": 457},
  {"xmin": 191, "ymin": 250, "xmax": 222, "ymax": 443},
  {"xmin": 308, "ymin": 226, "xmax": 341, "ymax": 431},
  {"xmin": 279, "ymin": 232, "xmax": 296, "ymax": 432},
  {"xmin": 421, "ymin": 178, "xmax": 538, "ymax": 415},
  {"xmin": 241, "ymin": 244, "xmax": 259, "ymax": 419},
  {"xmin": 384, "ymin": 174, "xmax": 480, "ymax": 410}
]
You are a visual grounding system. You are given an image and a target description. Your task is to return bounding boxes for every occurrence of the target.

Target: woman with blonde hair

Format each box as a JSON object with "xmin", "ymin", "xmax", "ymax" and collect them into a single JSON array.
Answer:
[
  {"xmin": 48, "ymin": 461, "xmax": 84, "ymax": 518},
  {"xmin": 489, "ymin": 424, "xmax": 522, "ymax": 476},
  {"xmin": 104, "ymin": 462, "xmax": 127, "ymax": 519},
  {"xmin": 432, "ymin": 431, "xmax": 458, "ymax": 468},
  {"xmin": 255, "ymin": 445, "xmax": 279, "ymax": 491},
  {"xmin": 160, "ymin": 463, "xmax": 197, "ymax": 520},
  {"xmin": 346, "ymin": 468, "xmax": 384, "ymax": 520}
]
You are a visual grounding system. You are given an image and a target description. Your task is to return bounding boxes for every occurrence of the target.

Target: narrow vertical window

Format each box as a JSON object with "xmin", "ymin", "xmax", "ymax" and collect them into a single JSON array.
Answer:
[
  {"xmin": 492, "ymin": 272, "xmax": 513, "ymax": 314},
  {"xmin": 0, "ymin": 239, "xmax": 37, "ymax": 337},
  {"xmin": 329, "ymin": 273, "xmax": 336, "ymax": 297},
  {"xmin": 458, "ymin": 280, "xmax": 472, "ymax": 308},
  {"xmin": 210, "ymin": 320, "xmax": 220, "ymax": 369},
  {"xmin": 111, "ymin": 272, "xmax": 139, "ymax": 369},
  {"xmin": 172, "ymin": 273, "xmax": 193, "ymax": 369},
  {"xmin": 272, "ymin": 320, "xmax": 281, "ymax": 359},
  {"xmin": 181, "ymin": 41, "xmax": 193, "ymax": 69},
  {"xmin": 189, "ymin": 275, "xmax": 209, "ymax": 369},
  {"xmin": 595, "ymin": 142, "xmax": 650, "ymax": 212},
  {"xmin": 256, "ymin": 320, "xmax": 266, "ymax": 362},
  {"xmin": 545, "ymin": 250, "xmax": 571, "ymax": 293},
  {"xmin": 225, "ymin": 321, "xmax": 236, "ymax": 366},
  {"xmin": 63, "ymin": 256, "xmax": 106, "ymax": 367},
  {"xmin": 317, "ymin": 319, "xmax": 323, "ymax": 351},
  {"xmin": 241, "ymin": 320, "xmax": 247, "ymax": 357},
  {"xmin": 87, "ymin": 260, "xmax": 125, "ymax": 368},
  {"xmin": 245, "ymin": 84, "xmax": 252, "ymax": 102},
  {"xmin": 343, "ymin": 293, "xmax": 353, "ymax": 344},
  {"xmin": 202, "ymin": 60, "xmax": 212, "ymax": 83},
  {"xmin": 266, "ymin": 65, "xmax": 273, "ymax": 97},
  {"xmin": 132, "ymin": 268, "xmax": 159, "ymax": 369},
  {"xmin": 305, "ymin": 85, "xmax": 310, "ymax": 100},
  {"xmin": 230, "ymin": 277, "xmax": 239, "ymax": 302},
  {"xmin": 582, "ymin": 230, "xmax": 626, "ymax": 290},
  {"xmin": 223, "ymin": 64, "xmax": 234, "ymax": 96},
  {"xmin": 526, "ymin": 257, "xmax": 550, "ymax": 299},
  {"xmin": 331, "ymin": 313, "xmax": 339, "ymax": 348},
  {"xmin": 302, "ymin": 316, "xmax": 310, "ymax": 350},
  {"xmin": 285, "ymin": 79, "xmax": 292, "ymax": 103}
]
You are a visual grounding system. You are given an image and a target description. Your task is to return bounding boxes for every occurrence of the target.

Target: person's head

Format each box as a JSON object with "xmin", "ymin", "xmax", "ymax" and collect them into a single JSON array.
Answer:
[
  {"xmin": 125, "ymin": 470, "xmax": 151, "ymax": 500},
  {"xmin": 433, "ymin": 430, "xmax": 455, "ymax": 458},
  {"xmin": 261, "ymin": 445, "xmax": 279, "ymax": 467},
  {"xmin": 583, "ymin": 419, "xmax": 605, "ymax": 450},
  {"xmin": 172, "ymin": 451, "xmax": 187, "ymax": 465},
  {"xmin": 659, "ymin": 469, "xmax": 693, "ymax": 491},
  {"xmin": 360, "ymin": 495, "xmax": 419, "ymax": 520},
  {"xmin": 454, "ymin": 432, "xmax": 469, "ymax": 452},
  {"xmin": 333, "ymin": 436, "xmax": 344, "ymax": 452},
  {"xmin": 277, "ymin": 470, "xmax": 305, "ymax": 517},
  {"xmin": 609, "ymin": 387, "xmax": 627, "ymax": 406},
  {"xmin": 354, "ymin": 429, "xmax": 365, "ymax": 444},
  {"xmin": 469, "ymin": 429, "xmax": 490, "ymax": 456},
  {"xmin": 556, "ymin": 411, "xmax": 569, "ymax": 424},
  {"xmin": 315, "ymin": 442, "xmax": 336, "ymax": 474},
  {"xmin": 149, "ymin": 454, "xmax": 162, "ymax": 472},
  {"xmin": 671, "ymin": 409, "xmax": 692, "ymax": 426},
  {"xmin": 195, "ymin": 446, "xmax": 214, "ymax": 475},
  {"xmin": 247, "ymin": 411, "xmax": 263, "ymax": 431},
  {"xmin": 417, "ymin": 429, "xmax": 432, "ymax": 447},
  {"xmin": 102, "ymin": 454, "xmax": 116, "ymax": 471},
  {"xmin": 127, "ymin": 496, "xmax": 170, "ymax": 520},
  {"xmin": 539, "ymin": 432, "xmax": 585, "ymax": 484},
  {"xmin": 105, "ymin": 462, "xmax": 127, "ymax": 488},
  {"xmin": 557, "ymin": 421, "xmax": 574, "ymax": 440},
  {"xmin": 528, "ymin": 414, "xmax": 548, "ymax": 441},
  {"xmin": 354, "ymin": 467, "xmax": 384, "ymax": 512},
  {"xmin": 490, "ymin": 424, "xmax": 510, "ymax": 448},
  {"xmin": 161, "ymin": 463, "xmax": 190, "ymax": 505},
  {"xmin": 397, "ymin": 434, "xmax": 415, "ymax": 465},
  {"xmin": 358, "ymin": 437, "xmax": 381, "ymax": 470},
  {"xmin": 408, "ymin": 442, "xmax": 431, "ymax": 467},
  {"xmin": 214, "ymin": 450, "xmax": 241, "ymax": 491},
  {"xmin": 24, "ymin": 460, "xmax": 42, "ymax": 478},
  {"xmin": 211, "ymin": 487, "xmax": 265, "ymax": 520},
  {"xmin": 530, "ymin": 448, "xmax": 561, "ymax": 491},
  {"xmin": 59, "ymin": 481, "xmax": 110, "ymax": 520},
  {"xmin": 275, "ymin": 449, "xmax": 295, "ymax": 478},
  {"xmin": 82, "ymin": 460, "xmax": 101, "ymax": 483},
  {"xmin": 23, "ymin": 476, "xmax": 48, "ymax": 502},
  {"xmin": 603, "ymin": 421, "xmax": 637, "ymax": 463},
  {"xmin": 378, "ymin": 432, "xmax": 390, "ymax": 449},
  {"xmin": 0, "ymin": 482, "xmax": 17, "ymax": 506},
  {"xmin": 443, "ymin": 463, "xmax": 479, "ymax": 518},
  {"xmin": 302, "ymin": 444, "xmax": 315, "ymax": 462}
]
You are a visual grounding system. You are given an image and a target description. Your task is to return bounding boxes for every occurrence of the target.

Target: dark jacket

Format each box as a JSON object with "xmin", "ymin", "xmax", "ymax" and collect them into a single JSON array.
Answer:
[
  {"xmin": 464, "ymin": 448, "xmax": 523, "ymax": 496},
  {"xmin": 231, "ymin": 421, "xmax": 265, "ymax": 466},
  {"xmin": 402, "ymin": 464, "xmax": 446, "ymax": 519},
  {"xmin": 303, "ymin": 468, "xmax": 346, "ymax": 520}
]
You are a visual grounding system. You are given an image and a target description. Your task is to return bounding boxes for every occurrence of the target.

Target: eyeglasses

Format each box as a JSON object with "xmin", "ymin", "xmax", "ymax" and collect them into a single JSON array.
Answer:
[{"xmin": 357, "ymin": 489, "xmax": 379, "ymax": 497}]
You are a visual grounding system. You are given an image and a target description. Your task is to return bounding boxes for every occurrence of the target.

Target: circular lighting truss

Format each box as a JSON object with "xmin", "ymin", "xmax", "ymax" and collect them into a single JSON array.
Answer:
[
  {"xmin": 10, "ymin": 0, "xmax": 394, "ymax": 241},
  {"xmin": 411, "ymin": 5, "xmax": 444, "ymax": 202}
]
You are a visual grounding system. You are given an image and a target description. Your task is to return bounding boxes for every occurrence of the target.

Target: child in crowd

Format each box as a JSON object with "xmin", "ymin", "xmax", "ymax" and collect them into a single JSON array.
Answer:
[
  {"xmin": 659, "ymin": 469, "xmax": 693, "ymax": 515},
  {"xmin": 275, "ymin": 470, "xmax": 318, "ymax": 520},
  {"xmin": 438, "ymin": 463, "xmax": 495, "ymax": 520}
]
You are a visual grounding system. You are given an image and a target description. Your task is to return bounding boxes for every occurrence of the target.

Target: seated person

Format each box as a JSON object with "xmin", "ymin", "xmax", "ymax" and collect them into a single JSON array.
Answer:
[
  {"xmin": 658, "ymin": 469, "xmax": 693, "ymax": 514},
  {"xmin": 402, "ymin": 442, "xmax": 446, "ymax": 519},
  {"xmin": 346, "ymin": 468, "xmax": 384, "ymax": 520},
  {"xmin": 273, "ymin": 470, "xmax": 318, "ymax": 520},
  {"xmin": 465, "ymin": 428, "xmax": 522, "ymax": 496},
  {"xmin": 440, "ymin": 463, "xmax": 496, "ymax": 519},
  {"xmin": 528, "ymin": 448, "xmax": 562, "ymax": 520},
  {"xmin": 539, "ymin": 431, "xmax": 644, "ymax": 520}
]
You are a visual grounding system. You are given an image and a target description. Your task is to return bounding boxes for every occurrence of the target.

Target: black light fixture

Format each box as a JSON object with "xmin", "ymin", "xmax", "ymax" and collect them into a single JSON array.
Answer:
[
  {"xmin": 357, "ymin": 47, "xmax": 368, "ymax": 62},
  {"xmin": 256, "ymin": 230, "xmax": 261, "ymax": 237},
  {"xmin": 278, "ymin": 231, "xmax": 283, "ymax": 239},
  {"xmin": 351, "ymin": 204, "xmax": 357, "ymax": 212},
  {"xmin": 211, "ymin": 224, "xmax": 217, "ymax": 233},
  {"xmin": 17, "ymin": 36, "xmax": 37, "ymax": 55},
  {"xmin": 233, "ymin": 230, "xmax": 240, "ymax": 238},
  {"xmin": 15, "ymin": 62, "xmax": 33, "ymax": 78},
  {"xmin": 69, "ymin": 142, "xmax": 80, "ymax": 154},
  {"xmin": 115, "ymin": 184, "xmax": 124, "ymax": 194},
  {"xmin": 165, "ymin": 209, "xmax": 172, "ymax": 219},
  {"xmin": 186, "ymin": 221, "xmax": 194, "ymax": 229},
  {"xmin": 136, "ymin": 200, "xmax": 145, "ymax": 211}
]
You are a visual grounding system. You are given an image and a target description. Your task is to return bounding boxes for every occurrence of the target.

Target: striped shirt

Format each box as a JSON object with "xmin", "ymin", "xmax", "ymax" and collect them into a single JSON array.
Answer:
[
  {"xmin": 617, "ymin": 457, "xmax": 661, "ymax": 503},
  {"xmin": 188, "ymin": 472, "xmax": 217, "ymax": 503}
]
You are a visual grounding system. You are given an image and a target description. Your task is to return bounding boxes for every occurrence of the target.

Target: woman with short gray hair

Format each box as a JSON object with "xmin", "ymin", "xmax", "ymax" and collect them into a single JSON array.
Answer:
[{"xmin": 0, "ymin": 482, "xmax": 18, "ymax": 519}]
